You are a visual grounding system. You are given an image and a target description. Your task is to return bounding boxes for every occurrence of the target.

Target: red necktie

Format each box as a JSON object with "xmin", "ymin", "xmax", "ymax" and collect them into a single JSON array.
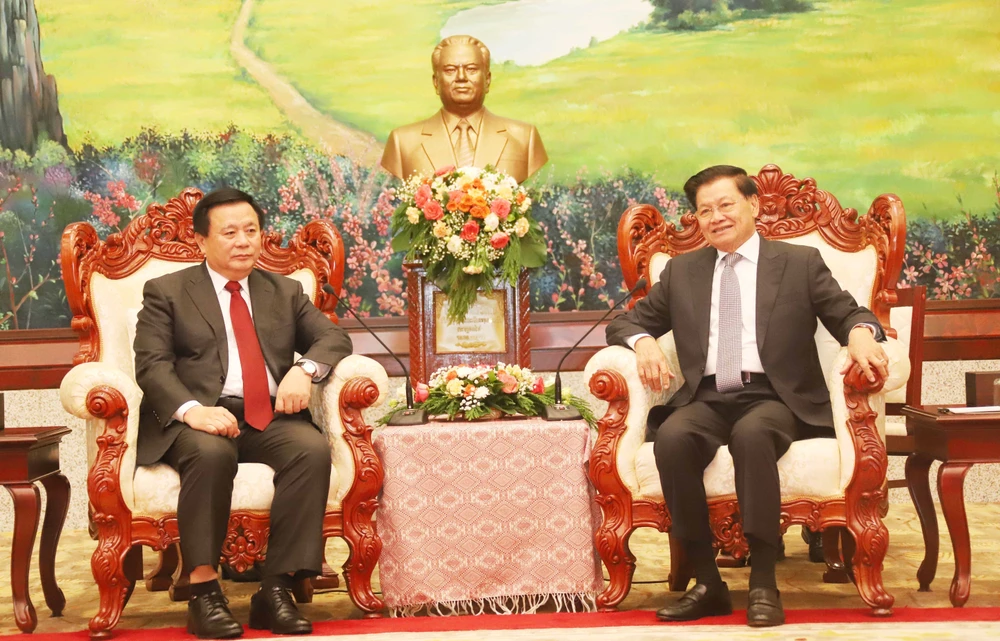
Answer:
[{"xmin": 224, "ymin": 281, "xmax": 273, "ymax": 430}]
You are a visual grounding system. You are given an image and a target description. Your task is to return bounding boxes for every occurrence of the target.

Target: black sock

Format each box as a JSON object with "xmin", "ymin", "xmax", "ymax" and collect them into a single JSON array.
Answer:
[
  {"xmin": 261, "ymin": 573, "xmax": 295, "ymax": 591},
  {"xmin": 748, "ymin": 535, "xmax": 779, "ymax": 589},
  {"xmin": 190, "ymin": 579, "xmax": 222, "ymax": 598},
  {"xmin": 686, "ymin": 538, "xmax": 723, "ymax": 588}
]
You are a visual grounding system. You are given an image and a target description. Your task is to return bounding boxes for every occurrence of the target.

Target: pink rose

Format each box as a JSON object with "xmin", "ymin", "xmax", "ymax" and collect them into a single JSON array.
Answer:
[
  {"xmin": 414, "ymin": 382, "xmax": 430, "ymax": 403},
  {"xmin": 497, "ymin": 371, "xmax": 519, "ymax": 394},
  {"xmin": 491, "ymin": 198, "xmax": 511, "ymax": 219},
  {"xmin": 434, "ymin": 165, "xmax": 456, "ymax": 177},
  {"xmin": 414, "ymin": 184, "xmax": 433, "ymax": 208},
  {"xmin": 489, "ymin": 232, "xmax": 510, "ymax": 250},
  {"xmin": 532, "ymin": 376, "xmax": 545, "ymax": 394},
  {"xmin": 460, "ymin": 220, "xmax": 480, "ymax": 242},
  {"xmin": 423, "ymin": 200, "xmax": 444, "ymax": 221}
]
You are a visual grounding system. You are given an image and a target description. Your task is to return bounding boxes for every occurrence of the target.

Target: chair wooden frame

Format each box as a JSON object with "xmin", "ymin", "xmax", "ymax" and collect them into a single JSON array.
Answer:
[{"xmin": 587, "ymin": 164, "xmax": 906, "ymax": 616}]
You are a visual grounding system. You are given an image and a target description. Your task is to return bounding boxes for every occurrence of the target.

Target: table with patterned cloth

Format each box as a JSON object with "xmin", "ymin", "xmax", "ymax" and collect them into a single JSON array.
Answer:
[{"xmin": 373, "ymin": 418, "xmax": 603, "ymax": 616}]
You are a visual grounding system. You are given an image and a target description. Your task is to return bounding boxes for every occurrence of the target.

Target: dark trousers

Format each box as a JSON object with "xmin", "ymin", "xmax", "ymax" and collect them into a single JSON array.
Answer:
[
  {"xmin": 653, "ymin": 377, "xmax": 804, "ymax": 547},
  {"xmin": 162, "ymin": 399, "xmax": 332, "ymax": 576}
]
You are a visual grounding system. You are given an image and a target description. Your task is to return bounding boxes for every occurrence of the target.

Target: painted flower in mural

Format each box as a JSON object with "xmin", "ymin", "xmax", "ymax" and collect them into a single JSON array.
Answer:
[{"xmin": 390, "ymin": 166, "xmax": 546, "ymax": 323}]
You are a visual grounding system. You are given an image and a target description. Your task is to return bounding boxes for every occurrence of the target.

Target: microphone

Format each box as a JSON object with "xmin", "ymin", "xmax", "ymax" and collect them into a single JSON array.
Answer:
[
  {"xmin": 322, "ymin": 284, "xmax": 427, "ymax": 426},
  {"xmin": 541, "ymin": 277, "xmax": 649, "ymax": 421}
]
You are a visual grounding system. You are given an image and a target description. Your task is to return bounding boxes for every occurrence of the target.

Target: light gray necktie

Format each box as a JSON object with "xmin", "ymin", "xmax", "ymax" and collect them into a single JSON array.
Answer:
[
  {"xmin": 716, "ymin": 252, "xmax": 744, "ymax": 393},
  {"xmin": 455, "ymin": 119, "xmax": 475, "ymax": 168}
]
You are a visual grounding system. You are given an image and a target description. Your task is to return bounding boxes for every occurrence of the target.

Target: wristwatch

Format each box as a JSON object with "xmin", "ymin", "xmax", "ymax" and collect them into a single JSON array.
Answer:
[{"xmin": 295, "ymin": 359, "xmax": 318, "ymax": 377}]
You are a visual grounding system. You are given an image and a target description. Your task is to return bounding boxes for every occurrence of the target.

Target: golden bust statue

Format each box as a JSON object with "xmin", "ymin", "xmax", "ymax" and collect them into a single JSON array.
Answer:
[{"xmin": 380, "ymin": 35, "xmax": 548, "ymax": 184}]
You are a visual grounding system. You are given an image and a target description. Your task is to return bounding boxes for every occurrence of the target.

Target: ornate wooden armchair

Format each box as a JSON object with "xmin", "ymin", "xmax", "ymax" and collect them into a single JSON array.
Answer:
[
  {"xmin": 59, "ymin": 189, "xmax": 386, "ymax": 638},
  {"xmin": 584, "ymin": 165, "xmax": 910, "ymax": 615}
]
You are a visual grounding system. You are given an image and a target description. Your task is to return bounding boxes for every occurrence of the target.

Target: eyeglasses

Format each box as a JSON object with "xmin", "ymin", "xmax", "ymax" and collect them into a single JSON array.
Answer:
[{"xmin": 694, "ymin": 200, "xmax": 738, "ymax": 219}]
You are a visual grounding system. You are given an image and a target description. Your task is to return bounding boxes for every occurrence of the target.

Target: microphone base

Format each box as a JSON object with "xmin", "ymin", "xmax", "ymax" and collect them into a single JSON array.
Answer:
[
  {"xmin": 388, "ymin": 407, "xmax": 428, "ymax": 426},
  {"xmin": 540, "ymin": 403, "xmax": 583, "ymax": 422}
]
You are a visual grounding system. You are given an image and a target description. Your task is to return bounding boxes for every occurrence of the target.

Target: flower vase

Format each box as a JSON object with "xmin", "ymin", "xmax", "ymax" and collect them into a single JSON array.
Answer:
[{"xmin": 455, "ymin": 408, "xmax": 504, "ymax": 422}]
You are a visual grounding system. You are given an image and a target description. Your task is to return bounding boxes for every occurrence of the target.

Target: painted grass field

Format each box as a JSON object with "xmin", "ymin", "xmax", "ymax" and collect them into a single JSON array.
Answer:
[
  {"xmin": 247, "ymin": 0, "xmax": 1000, "ymax": 215},
  {"xmin": 35, "ymin": 0, "xmax": 290, "ymax": 146},
  {"xmin": 29, "ymin": 0, "xmax": 1000, "ymax": 215}
]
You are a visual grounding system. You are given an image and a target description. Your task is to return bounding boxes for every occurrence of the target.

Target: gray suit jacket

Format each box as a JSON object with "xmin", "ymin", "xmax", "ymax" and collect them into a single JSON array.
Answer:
[
  {"xmin": 606, "ymin": 238, "xmax": 884, "ymax": 433},
  {"xmin": 133, "ymin": 263, "xmax": 353, "ymax": 465}
]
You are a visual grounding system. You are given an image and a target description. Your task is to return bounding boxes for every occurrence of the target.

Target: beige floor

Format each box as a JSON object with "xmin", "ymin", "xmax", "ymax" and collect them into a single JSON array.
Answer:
[{"xmin": 0, "ymin": 503, "xmax": 997, "ymax": 636}]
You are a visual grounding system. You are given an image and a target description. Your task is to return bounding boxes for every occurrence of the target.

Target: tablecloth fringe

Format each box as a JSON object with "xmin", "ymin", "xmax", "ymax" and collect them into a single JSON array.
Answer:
[{"xmin": 389, "ymin": 591, "xmax": 599, "ymax": 617}]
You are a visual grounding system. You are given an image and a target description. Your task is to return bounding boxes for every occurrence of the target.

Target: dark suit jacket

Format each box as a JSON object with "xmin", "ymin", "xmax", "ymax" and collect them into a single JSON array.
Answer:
[
  {"xmin": 606, "ymin": 238, "xmax": 884, "ymax": 433},
  {"xmin": 380, "ymin": 108, "xmax": 548, "ymax": 184},
  {"xmin": 133, "ymin": 263, "xmax": 353, "ymax": 465}
]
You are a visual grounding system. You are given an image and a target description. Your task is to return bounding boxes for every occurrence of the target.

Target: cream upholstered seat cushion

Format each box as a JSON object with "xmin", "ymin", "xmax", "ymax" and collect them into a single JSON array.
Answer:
[
  {"xmin": 633, "ymin": 438, "xmax": 843, "ymax": 501},
  {"xmin": 132, "ymin": 462, "xmax": 341, "ymax": 517}
]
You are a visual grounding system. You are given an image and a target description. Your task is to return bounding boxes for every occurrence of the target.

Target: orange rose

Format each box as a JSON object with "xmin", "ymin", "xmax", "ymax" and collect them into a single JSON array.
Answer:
[
  {"xmin": 463, "ymin": 384, "xmax": 476, "ymax": 397},
  {"xmin": 446, "ymin": 370, "xmax": 458, "ymax": 380},
  {"xmin": 459, "ymin": 195, "xmax": 474, "ymax": 212},
  {"xmin": 471, "ymin": 178, "xmax": 484, "ymax": 190},
  {"xmin": 469, "ymin": 204, "xmax": 489, "ymax": 219}
]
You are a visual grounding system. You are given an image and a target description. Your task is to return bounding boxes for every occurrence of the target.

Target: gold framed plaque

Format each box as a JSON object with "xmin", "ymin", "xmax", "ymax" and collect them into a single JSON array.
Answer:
[
  {"xmin": 433, "ymin": 290, "xmax": 507, "ymax": 354},
  {"xmin": 405, "ymin": 262, "xmax": 530, "ymax": 386}
]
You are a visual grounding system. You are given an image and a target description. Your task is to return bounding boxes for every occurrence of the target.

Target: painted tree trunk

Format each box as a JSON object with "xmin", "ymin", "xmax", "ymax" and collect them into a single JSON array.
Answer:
[{"xmin": 0, "ymin": 0, "xmax": 65, "ymax": 153}]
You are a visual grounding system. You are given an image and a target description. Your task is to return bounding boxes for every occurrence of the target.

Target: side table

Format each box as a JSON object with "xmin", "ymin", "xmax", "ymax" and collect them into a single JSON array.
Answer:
[
  {"xmin": 0, "ymin": 426, "xmax": 72, "ymax": 633},
  {"xmin": 901, "ymin": 405, "xmax": 1000, "ymax": 607}
]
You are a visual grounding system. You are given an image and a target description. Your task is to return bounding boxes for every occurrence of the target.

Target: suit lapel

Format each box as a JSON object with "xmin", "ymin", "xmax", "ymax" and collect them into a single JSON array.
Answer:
[
  {"xmin": 755, "ymin": 238, "xmax": 787, "ymax": 353},
  {"xmin": 687, "ymin": 248, "xmax": 717, "ymax": 366},
  {"xmin": 474, "ymin": 109, "xmax": 508, "ymax": 169},
  {"xmin": 186, "ymin": 263, "xmax": 229, "ymax": 375},
  {"xmin": 247, "ymin": 269, "xmax": 280, "ymax": 381},
  {"xmin": 421, "ymin": 112, "xmax": 457, "ymax": 170}
]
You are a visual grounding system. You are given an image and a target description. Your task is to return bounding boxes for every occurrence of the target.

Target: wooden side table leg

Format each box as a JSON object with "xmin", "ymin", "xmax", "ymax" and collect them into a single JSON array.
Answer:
[
  {"xmin": 938, "ymin": 462, "xmax": 973, "ymax": 607},
  {"xmin": 906, "ymin": 453, "xmax": 937, "ymax": 591},
  {"xmin": 39, "ymin": 472, "xmax": 70, "ymax": 616},
  {"xmin": 6, "ymin": 483, "xmax": 41, "ymax": 633}
]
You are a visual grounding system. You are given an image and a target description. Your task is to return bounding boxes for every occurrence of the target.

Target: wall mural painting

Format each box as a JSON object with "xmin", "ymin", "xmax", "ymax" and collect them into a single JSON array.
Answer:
[{"xmin": 0, "ymin": 0, "xmax": 998, "ymax": 329}]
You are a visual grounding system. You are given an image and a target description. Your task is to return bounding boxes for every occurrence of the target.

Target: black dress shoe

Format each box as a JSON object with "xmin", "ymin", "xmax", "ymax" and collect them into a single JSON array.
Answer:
[
  {"xmin": 747, "ymin": 586, "xmax": 785, "ymax": 627},
  {"xmin": 249, "ymin": 584, "xmax": 312, "ymax": 635},
  {"xmin": 187, "ymin": 591, "xmax": 243, "ymax": 639},
  {"xmin": 656, "ymin": 582, "xmax": 732, "ymax": 621}
]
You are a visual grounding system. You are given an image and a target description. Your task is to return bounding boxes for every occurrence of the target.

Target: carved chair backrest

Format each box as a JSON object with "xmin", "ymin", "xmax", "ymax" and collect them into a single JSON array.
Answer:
[
  {"xmin": 61, "ymin": 188, "xmax": 346, "ymax": 382},
  {"xmin": 618, "ymin": 165, "xmax": 907, "ymax": 383}
]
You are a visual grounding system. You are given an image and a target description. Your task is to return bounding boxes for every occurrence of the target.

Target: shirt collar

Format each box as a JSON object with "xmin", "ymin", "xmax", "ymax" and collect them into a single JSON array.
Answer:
[
  {"xmin": 205, "ymin": 264, "xmax": 250, "ymax": 296},
  {"xmin": 715, "ymin": 232, "xmax": 761, "ymax": 267},
  {"xmin": 441, "ymin": 107, "xmax": 485, "ymax": 136}
]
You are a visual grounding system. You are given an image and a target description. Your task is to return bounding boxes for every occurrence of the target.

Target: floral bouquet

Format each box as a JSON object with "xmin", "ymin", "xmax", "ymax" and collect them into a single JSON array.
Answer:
[
  {"xmin": 390, "ymin": 166, "xmax": 547, "ymax": 323},
  {"xmin": 378, "ymin": 363, "xmax": 594, "ymax": 426}
]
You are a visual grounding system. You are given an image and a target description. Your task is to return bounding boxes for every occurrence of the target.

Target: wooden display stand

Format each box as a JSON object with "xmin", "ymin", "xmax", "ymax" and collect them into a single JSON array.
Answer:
[{"xmin": 405, "ymin": 262, "xmax": 530, "ymax": 386}]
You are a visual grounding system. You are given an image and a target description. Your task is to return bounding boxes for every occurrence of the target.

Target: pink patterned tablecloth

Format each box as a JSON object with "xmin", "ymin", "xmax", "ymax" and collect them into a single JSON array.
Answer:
[{"xmin": 373, "ymin": 418, "xmax": 603, "ymax": 615}]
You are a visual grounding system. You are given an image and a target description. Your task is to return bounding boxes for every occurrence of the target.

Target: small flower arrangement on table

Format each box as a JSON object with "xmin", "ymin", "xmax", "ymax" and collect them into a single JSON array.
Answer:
[
  {"xmin": 378, "ymin": 363, "xmax": 595, "ymax": 426},
  {"xmin": 390, "ymin": 165, "xmax": 547, "ymax": 324}
]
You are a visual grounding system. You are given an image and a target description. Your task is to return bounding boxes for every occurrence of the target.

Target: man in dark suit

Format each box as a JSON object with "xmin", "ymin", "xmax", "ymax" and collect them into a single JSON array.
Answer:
[
  {"xmin": 134, "ymin": 188, "xmax": 353, "ymax": 638},
  {"xmin": 606, "ymin": 165, "xmax": 888, "ymax": 627}
]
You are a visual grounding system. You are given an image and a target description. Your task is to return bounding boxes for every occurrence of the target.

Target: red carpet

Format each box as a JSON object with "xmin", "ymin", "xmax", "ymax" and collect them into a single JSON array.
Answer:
[{"xmin": 10, "ymin": 607, "xmax": 1000, "ymax": 641}]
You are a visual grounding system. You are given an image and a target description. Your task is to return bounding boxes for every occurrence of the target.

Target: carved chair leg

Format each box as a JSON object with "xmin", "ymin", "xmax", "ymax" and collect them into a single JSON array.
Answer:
[
  {"xmin": 341, "ymin": 521, "xmax": 384, "ymax": 616},
  {"xmin": 667, "ymin": 533, "xmax": 693, "ymax": 591},
  {"xmin": 822, "ymin": 527, "xmax": 851, "ymax": 584},
  {"xmin": 594, "ymin": 513, "xmax": 638, "ymax": 610},
  {"xmin": 88, "ymin": 536, "xmax": 133, "ymax": 640},
  {"xmin": 310, "ymin": 540, "xmax": 340, "ymax": 590},
  {"xmin": 169, "ymin": 568, "xmax": 191, "ymax": 602},
  {"xmin": 146, "ymin": 544, "xmax": 179, "ymax": 592},
  {"xmin": 122, "ymin": 545, "xmax": 143, "ymax": 607},
  {"xmin": 292, "ymin": 577, "xmax": 314, "ymax": 604},
  {"xmin": 848, "ymin": 511, "xmax": 893, "ymax": 615}
]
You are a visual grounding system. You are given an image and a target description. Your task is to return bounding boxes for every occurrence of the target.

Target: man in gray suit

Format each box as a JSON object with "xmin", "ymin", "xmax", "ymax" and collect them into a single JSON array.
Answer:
[
  {"xmin": 134, "ymin": 188, "xmax": 352, "ymax": 638},
  {"xmin": 606, "ymin": 165, "xmax": 888, "ymax": 627}
]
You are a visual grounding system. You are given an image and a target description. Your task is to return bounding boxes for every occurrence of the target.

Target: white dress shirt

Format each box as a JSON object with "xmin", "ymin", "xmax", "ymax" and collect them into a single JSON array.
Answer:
[{"xmin": 172, "ymin": 266, "xmax": 328, "ymax": 422}]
